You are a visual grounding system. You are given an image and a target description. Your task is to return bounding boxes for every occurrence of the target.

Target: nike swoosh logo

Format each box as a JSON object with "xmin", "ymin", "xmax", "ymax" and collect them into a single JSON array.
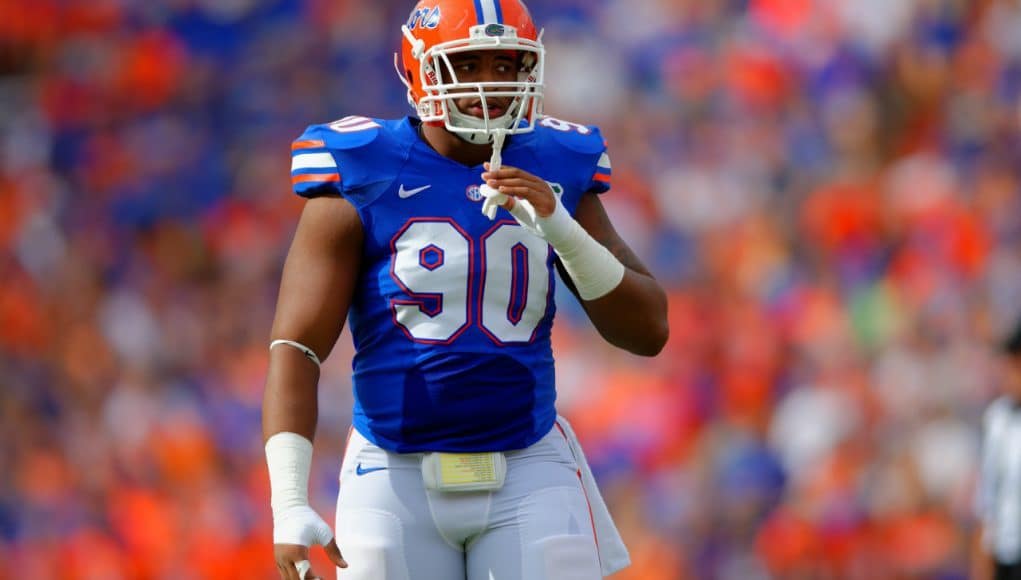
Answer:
[
  {"xmin": 398, "ymin": 184, "xmax": 431, "ymax": 198},
  {"xmin": 355, "ymin": 463, "xmax": 388, "ymax": 476}
]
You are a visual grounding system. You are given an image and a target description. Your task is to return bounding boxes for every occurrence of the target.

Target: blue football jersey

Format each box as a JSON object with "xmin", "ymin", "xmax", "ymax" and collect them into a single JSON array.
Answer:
[{"xmin": 289, "ymin": 115, "xmax": 612, "ymax": 453}]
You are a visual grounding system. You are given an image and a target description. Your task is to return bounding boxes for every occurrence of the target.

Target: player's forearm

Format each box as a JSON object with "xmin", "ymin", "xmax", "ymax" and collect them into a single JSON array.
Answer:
[
  {"xmin": 581, "ymin": 270, "xmax": 668, "ymax": 356},
  {"xmin": 262, "ymin": 347, "xmax": 322, "ymax": 441},
  {"xmin": 552, "ymin": 193, "xmax": 668, "ymax": 356}
]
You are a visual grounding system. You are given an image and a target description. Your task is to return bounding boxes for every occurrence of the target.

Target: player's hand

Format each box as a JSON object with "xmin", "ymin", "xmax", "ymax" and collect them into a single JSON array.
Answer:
[
  {"xmin": 481, "ymin": 163, "xmax": 582, "ymax": 251},
  {"xmin": 273, "ymin": 505, "xmax": 348, "ymax": 579},
  {"xmin": 481, "ymin": 163, "xmax": 557, "ymax": 218}
]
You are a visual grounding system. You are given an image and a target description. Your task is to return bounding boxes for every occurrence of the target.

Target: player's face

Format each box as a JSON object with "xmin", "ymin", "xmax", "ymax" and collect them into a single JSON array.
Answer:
[{"xmin": 443, "ymin": 50, "xmax": 518, "ymax": 120}]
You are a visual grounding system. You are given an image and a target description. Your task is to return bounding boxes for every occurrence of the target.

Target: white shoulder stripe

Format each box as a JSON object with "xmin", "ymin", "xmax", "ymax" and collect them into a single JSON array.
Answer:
[
  {"xmin": 597, "ymin": 152, "xmax": 612, "ymax": 170},
  {"xmin": 291, "ymin": 152, "xmax": 337, "ymax": 171}
]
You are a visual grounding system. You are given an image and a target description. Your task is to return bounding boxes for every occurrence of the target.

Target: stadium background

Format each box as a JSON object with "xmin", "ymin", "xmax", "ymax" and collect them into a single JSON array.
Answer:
[{"xmin": 1, "ymin": 0, "xmax": 1019, "ymax": 577}]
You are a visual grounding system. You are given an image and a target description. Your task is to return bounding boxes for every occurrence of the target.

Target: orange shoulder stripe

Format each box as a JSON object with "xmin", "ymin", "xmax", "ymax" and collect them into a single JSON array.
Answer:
[
  {"xmin": 291, "ymin": 139, "xmax": 326, "ymax": 151},
  {"xmin": 291, "ymin": 173, "xmax": 340, "ymax": 184}
]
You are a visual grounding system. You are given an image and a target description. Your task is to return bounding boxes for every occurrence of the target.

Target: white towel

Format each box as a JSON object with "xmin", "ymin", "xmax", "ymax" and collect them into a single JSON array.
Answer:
[{"xmin": 555, "ymin": 415, "xmax": 631, "ymax": 576}]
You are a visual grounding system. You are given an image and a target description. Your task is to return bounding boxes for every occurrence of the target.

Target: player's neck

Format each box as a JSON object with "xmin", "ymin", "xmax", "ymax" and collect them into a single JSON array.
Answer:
[{"xmin": 419, "ymin": 123, "xmax": 493, "ymax": 167}]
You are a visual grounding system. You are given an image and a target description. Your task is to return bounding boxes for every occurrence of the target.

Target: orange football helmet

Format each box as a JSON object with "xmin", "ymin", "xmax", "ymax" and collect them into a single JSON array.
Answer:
[{"xmin": 396, "ymin": 0, "xmax": 545, "ymax": 144}]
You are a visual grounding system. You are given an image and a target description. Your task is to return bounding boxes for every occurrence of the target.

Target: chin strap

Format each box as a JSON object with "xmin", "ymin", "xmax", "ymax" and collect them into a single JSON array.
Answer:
[
  {"xmin": 489, "ymin": 130, "xmax": 506, "ymax": 169},
  {"xmin": 480, "ymin": 131, "xmax": 508, "ymax": 219}
]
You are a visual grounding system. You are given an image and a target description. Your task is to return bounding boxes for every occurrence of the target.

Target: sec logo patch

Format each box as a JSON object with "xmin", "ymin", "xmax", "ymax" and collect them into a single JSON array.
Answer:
[{"xmin": 466, "ymin": 184, "xmax": 484, "ymax": 202}]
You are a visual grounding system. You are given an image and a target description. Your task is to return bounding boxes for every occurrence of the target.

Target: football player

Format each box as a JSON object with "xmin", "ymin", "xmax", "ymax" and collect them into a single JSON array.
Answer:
[{"xmin": 263, "ymin": 0, "xmax": 669, "ymax": 578}]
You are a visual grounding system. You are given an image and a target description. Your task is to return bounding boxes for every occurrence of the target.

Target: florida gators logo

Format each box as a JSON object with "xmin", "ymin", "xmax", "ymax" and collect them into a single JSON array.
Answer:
[{"xmin": 408, "ymin": 6, "xmax": 441, "ymax": 30}]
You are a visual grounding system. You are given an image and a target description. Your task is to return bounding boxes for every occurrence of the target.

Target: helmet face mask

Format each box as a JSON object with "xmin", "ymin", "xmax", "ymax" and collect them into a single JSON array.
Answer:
[{"xmin": 398, "ymin": 1, "xmax": 545, "ymax": 144}]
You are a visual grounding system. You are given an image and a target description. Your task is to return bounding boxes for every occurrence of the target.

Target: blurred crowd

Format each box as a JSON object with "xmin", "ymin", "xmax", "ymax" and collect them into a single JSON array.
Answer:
[{"xmin": 1, "ymin": 0, "xmax": 1020, "ymax": 578}]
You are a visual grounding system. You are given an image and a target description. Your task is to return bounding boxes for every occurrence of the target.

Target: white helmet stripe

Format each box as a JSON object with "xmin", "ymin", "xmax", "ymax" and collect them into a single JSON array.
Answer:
[{"xmin": 475, "ymin": 0, "xmax": 502, "ymax": 24}]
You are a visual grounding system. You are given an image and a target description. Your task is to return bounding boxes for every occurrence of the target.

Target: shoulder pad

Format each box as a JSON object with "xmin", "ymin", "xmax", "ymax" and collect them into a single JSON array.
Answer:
[
  {"xmin": 292, "ymin": 116, "xmax": 409, "ymax": 205},
  {"xmin": 316, "ymin": 116, "xmax": 383, "ymax": 150},
  {"xmin": 536, "ymin": 116, "xmax": 606, "ymax": 155},
  {"xmin": 290, "ymin": 117, "xmax": 384, "ymax": 199}
]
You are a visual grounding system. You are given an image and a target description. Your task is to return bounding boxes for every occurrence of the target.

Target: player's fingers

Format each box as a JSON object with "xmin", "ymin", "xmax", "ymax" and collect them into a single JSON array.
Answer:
[
  {"xmin": 490, "ymin": 164, "xmax": 524, "ymax": 176},
  {"xmin": 483, "ymin": 164, "xmax": 536, "ymax": 181},
  {"xmin": 495, "ymin": 186, "xmax": 555, "ymax": 216},
  {"xmin": 490, "ymin": 172, "xmax": 544, "ymax": 189},
  {"xmin": 301, "ymin": 562, "xmax": 325, "ymax": 580},
  {"xmin": 291, "ymin": 558, "xmax": 324, "ymax": 580},
  {"xmin": 276, "ymin": 544, "xmax": 312, "ymax": 559},
  {"xmin": 487, "ymin": 177, "xmax": 554, "ymax": 202},
  {"xmin": 487, "ymin": 178, "xmax": 551, "ymax": 201},
  {"xmin": 485, "ymin": 177, "xmax": 542, "ymax": 190},
  {"xmin": 275, "ymin": 545, "xmax": 310, "ymax": 580},
  {"xmin": 494, "ymin": 185, "xmax": 537, "ymax": 197},
  {"xmin": 275, "ymin": 561, "xmax": 300, "ymax": 580},
  {"xmin": 325, "ymin": 538, "xmax": 349, "ymax": 569}
]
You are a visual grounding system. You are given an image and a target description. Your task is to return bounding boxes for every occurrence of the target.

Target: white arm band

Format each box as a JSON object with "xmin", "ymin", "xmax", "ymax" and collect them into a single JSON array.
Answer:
[
  {"xmin": 265, "ymin": 432, "xmax": 313, "ymax": 517},
  {"xmin": 514, "ymin": 197, "xmax": 626, "ymax": 301},
  {"xmin": 270, "ymin": 339, "xmax": 321, "ymax": 367}
]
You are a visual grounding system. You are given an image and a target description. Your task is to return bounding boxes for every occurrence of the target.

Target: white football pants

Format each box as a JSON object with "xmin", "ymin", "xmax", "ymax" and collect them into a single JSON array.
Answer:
[{"xmin": 334, "ymin": 425, "xmax": 602, "ymax": 580}]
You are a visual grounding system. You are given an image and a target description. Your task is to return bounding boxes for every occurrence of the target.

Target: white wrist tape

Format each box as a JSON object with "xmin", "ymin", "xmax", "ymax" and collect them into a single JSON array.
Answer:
[
  {"xmin": 270, "ymin": 339, "xmax": 321, "ymax": 367},
  {"xmin": 266, "ymin": 432, "xmax": 334, "ymax": 547},
  {"xmin": 266, "ymin": 432, "xmax": 313, "ymax": 516},
  {"xmin": 507, "ymin": 196, "xmax": 626, "ymax": 301},
  {"xmin": 273, "ymin": 505, "xmax": 335, "ymax": 547}
]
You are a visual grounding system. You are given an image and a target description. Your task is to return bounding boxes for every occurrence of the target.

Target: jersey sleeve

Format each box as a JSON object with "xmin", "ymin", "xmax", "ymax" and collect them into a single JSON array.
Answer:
[
  {"xmin": 535, "ymin": 118, "xmax": 614, "ymax": 216},
  {"xmin": 290, "ymin": 125, "xmax": 342, "ymax": 197},
  {"xmin": 538, "ymin": 119, "xmax": 612, "ymax": 196},
  {"xmin": 589, "ymin": 148, "xmax": 612, "ymax": 194},
  {"xmin": 289, "ymin": 117, "xmax": 388, "ymax": 200}
]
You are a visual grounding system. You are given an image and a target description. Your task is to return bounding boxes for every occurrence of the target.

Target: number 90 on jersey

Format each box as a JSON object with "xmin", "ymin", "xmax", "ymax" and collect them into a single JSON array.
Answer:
[{"xmin": 390, "ymin": 219, "xmax": 552, "ymax": 345}]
